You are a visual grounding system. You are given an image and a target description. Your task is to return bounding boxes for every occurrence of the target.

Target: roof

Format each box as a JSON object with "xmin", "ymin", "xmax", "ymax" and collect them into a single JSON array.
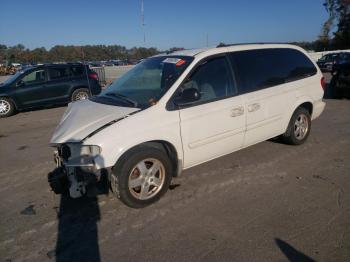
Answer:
[{"xmin": 158, "ymin": 43, "xmax": 303, "ymax": 58}]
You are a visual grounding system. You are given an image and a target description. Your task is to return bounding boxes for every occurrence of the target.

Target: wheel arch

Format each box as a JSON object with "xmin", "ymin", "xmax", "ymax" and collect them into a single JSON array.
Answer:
[
  {"xmin": 114, "ymin": 140, "xmax": 182, "ymax": 177},
  {"xmin": 70, "ymin": 86, "xmax": 90, "ymax": 98},
  {"xmin": 0, "ymin": 95, "xmax": 18, "ymax": 110},
  {"xmin": 283, "ymin": 98, "xmax": 314, "ymax": 133}
]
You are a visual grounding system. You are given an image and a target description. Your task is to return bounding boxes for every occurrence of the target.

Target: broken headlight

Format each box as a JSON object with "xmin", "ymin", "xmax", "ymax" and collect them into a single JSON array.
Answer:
[{"xmin": 64, "ymin": 143, "xmax": 101, "ymax": 159}]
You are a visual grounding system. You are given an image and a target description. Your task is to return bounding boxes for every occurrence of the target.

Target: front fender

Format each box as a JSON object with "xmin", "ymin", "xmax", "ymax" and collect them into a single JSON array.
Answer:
[{"xmin": 84, "ymin": 107, "xmax": 183, "ymax": 170}]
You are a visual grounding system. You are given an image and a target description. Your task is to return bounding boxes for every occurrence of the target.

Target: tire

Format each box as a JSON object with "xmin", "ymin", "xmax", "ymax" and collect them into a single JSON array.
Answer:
[
  {"xmin": 283, "ymin": 107, "xmax": 311, "ymax": 145},
  {"xmin": 0, "ymin": 97, "xmax": 16, "ymax": 118},
  {"xmin": 112, "ymin": 146, "xmax": 173, "ymax": 208},
  {"xmin": 71, "ymin": 88, "xmax": 90, "ymax": 102}
]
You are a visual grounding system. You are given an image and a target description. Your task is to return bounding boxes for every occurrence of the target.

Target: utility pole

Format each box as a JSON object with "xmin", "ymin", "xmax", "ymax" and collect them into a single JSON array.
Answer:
[{"xmin": 141, "ymin": 0, "xmax": 146, "ymax": 44}]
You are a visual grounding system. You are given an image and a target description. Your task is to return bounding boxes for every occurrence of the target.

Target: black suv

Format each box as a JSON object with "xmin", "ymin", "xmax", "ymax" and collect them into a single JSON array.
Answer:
[
  {"xmin": 328, "ymin": 61, "xmax": 350, "ymax": 98},
  {"xmin": 317, "ymin": 52, "xmax": 350, "ymax": 72},
  {"xmin": 0, "ymin": 63, "xmax": 101, "ymax": 117}
]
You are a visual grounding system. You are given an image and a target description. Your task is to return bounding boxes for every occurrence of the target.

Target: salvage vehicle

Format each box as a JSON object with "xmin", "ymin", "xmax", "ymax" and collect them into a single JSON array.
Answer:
[
  {"xmin": 48, "ymin": 44, "xmax": 325, "ymax": 208},
  {"xmin": 0, "ymin": 63, "xmax": 101, "ymax": 117}
]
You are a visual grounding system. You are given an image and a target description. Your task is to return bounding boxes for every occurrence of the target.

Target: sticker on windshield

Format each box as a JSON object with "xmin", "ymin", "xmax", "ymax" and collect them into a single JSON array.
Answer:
[{"xmin": 163, "ymin": 58, "xmax": 186, "ymax": 66}]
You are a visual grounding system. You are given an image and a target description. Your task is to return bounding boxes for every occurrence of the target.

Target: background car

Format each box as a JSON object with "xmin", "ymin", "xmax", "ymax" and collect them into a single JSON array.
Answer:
[
  {"xmin": 317, "ymin": 52, "xmax": 350, "ymax": 72},
  {"xmin": 327, "ymin": 61, "xmax": 350, "ymax": 99},
  {"xmin": 0, "ymin": 63, "xmax": 101, "ymax": 117}
]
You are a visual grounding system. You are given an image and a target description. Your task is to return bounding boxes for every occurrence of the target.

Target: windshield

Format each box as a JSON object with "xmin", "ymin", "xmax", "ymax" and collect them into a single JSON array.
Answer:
[
  {"xmin": 0, "ymin": 67, "xmax": 35, "ymax": 86},
  {"xmin": 91, "ymin": 55, "xmax": 194, "ymax": 109},
  {"xmin": 1, "ymin": 71, "xmax": 23, "ymax": 85}
]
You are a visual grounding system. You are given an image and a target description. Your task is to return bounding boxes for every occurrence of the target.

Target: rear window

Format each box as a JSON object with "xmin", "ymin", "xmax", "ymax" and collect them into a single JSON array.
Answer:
[
  {"xmin": 48, "ymin": 67, "xmax": 71, "ymax": 80},
  {"xmin": 230, "ymin": 48, "xmax": 317, "ymax": 94}
]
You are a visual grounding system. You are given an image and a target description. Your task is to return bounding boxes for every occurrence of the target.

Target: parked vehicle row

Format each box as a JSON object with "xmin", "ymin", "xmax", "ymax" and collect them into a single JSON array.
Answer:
[
  {"xmin": 0, "ymin": 63, "xmax": 101, "ymax": 117},
  {"xmin": 48, "ymin": 44, "xmax": 325, "ymax": 208}
]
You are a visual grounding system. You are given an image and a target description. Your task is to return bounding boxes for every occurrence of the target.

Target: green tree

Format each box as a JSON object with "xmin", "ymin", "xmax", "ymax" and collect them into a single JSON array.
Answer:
[{"xmin": 322, "ymin": 0, "xmax": 350, "ymax": 49}]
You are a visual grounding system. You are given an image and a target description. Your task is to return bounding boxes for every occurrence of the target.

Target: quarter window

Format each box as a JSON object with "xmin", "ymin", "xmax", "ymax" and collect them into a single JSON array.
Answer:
[
  {"xmin": 71, "ymin": 66, "xmax": 85, "ymax": 76},
  {"xmin": 182, "ymin": 56, "xmax": 234, "ymax": 103},
  {"xmin": 230, "ymin": 48, "xmax": 317, "ymax": 94}
]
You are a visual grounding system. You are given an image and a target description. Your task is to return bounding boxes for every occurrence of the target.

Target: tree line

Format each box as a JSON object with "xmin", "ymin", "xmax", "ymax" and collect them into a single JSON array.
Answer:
[
  {"xmin": 1, "ymin": 0, "xmax": 349, "ymax": 65},
  {"xmin": 0, "ymin": 44, "xmax": 160, "ymax": 65}
]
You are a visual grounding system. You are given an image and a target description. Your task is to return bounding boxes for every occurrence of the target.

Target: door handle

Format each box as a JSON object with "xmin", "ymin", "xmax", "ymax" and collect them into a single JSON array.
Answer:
[
  {"xmin": 231, "ymin": 106, "xmax": 244, "ymax": 117},
  {"xmin": 248, "ymin": 103, "xmax": 260, "ymax": 112}
]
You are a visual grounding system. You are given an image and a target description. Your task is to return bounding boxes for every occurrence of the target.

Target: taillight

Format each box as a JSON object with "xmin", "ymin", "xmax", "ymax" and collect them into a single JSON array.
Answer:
[
  {"xmin": 88, "ymin": 73, "xmax": 98, "ymax": 80},
  {"xmin": 321, "ymin": 76, "xmax": 326, "ymax": 90}
]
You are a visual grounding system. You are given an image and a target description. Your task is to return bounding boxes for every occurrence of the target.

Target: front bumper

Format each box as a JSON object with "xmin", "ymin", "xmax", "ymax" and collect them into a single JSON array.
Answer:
[{"xmin": 48, "ymin": 149, "xmax": 107, "ymax": 197}]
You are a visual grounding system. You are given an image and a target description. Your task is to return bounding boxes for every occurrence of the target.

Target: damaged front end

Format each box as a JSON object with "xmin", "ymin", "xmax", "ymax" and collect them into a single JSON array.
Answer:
[
  {"xmin": 48, "ymin": 143, "xmax": 108, "ymax": 198},
  {"xmin": 47, "ymin": 99, "xmax": 140, "ymax": 198}
]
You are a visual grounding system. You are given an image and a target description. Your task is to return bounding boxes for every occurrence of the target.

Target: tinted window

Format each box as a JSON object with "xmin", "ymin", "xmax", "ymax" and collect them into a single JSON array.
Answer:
[
  {"xmin": 21, "ymin": 69, "xmax": 46, "ymax": 84},
  {"xmin": 48, "ymin": 67, "xmax": 71, "ymax": 80},
  {"xmin": 71, "ymin": 66, "xmax": 85, "ymax": 76},
  {"xmin": 230, "ymin": 48, "xmax": 317, "ymax": 94},
  {"xmin": 182, "ymin": 56, "xmax": 234, "ymax": 103}
]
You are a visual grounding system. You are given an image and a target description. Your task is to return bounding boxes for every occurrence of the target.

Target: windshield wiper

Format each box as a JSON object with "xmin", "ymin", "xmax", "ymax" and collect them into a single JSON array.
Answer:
[{"xmin": 105, "ymin": 93, "xmax": 138, "ymax": 107}]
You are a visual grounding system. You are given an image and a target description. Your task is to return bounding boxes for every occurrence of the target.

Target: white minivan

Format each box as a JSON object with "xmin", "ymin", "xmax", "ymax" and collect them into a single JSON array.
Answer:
[{"xmin": 48, "ymin": 44, "xmax": 326, "ymax": 208}]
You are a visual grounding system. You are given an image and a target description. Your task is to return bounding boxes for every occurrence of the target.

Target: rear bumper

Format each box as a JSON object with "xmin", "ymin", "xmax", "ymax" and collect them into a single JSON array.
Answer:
[
  {"xmin": 90, "ymin": 82, "xmax": 102, "ymax": 95},
  {"xmin": 312, "ymin": 100, "xmax": 326, "ymax": 120}
]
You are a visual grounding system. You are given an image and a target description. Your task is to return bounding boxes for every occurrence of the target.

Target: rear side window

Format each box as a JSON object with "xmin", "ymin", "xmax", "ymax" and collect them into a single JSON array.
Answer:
[
  {"xmin": 230, "ymin": 48, "xmax": 317, "ymax": 94},
  {"xmin": 71, "ymin": 66, "xmax": 85, "ymax": 76},
  {"xmin": 48, "ymin": 67, "xmax": 71, "ymax": 80}
]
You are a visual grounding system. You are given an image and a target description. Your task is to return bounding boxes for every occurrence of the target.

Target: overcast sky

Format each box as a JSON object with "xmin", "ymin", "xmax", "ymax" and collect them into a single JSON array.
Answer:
[{"xmin": 0, "ymin": 0, "xmax": 329, "ymax": 50}]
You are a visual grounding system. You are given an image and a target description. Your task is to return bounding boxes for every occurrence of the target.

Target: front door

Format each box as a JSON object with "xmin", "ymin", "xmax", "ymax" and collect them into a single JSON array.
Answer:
[
  {"xmin": 178, "ymin": 56, "xmax": 246, "ymax": 168},
  {"xmin": 14, "ymin": 68, "xmax": 48, "ymax": 107}
]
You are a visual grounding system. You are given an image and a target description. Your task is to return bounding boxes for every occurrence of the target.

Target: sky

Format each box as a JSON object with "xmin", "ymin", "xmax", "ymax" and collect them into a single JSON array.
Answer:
[{"xmin": 0, "ymin": 0, "xmax": 329, "ymax": 50}]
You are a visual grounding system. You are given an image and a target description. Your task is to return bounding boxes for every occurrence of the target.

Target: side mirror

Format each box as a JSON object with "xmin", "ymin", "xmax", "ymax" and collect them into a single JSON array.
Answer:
[
  {"xmin": 174, "ymin": 87, "xmax": 201, "ymax": 106},
  {"xmin": 17, "ymin": 80, "xmax": 24, "ymax": 87}
]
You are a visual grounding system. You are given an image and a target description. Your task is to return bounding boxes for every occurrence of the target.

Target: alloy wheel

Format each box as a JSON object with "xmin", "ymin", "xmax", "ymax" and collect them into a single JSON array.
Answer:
[
  {"xmin": 128, "ymin": 158, "xmax": 165, "ymax": 200},
  {"xmin": 0, "ymin": 100, "xmax": 11, "ymax": 115},
  {"xmin": 294, "ymin": 114, "xmax": 309, "ymax": 140}
]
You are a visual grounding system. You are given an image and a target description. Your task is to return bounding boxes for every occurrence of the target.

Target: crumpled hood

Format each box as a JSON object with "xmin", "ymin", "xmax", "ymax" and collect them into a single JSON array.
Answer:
[{"xmin": 50, "ymin": 99, "xmax": 140, "ymax": 144}]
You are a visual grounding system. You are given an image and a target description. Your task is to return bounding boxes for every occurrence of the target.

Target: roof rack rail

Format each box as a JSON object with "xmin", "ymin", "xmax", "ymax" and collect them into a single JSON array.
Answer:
[{"xmin": 216, "ymin": 42, "xmax": 286, "ymax": 48}]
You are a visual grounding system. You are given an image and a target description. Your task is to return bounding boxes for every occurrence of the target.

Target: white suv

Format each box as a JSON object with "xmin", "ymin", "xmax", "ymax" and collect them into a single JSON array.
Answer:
[{"xmin": 48, "ymin": 44, "xmax": 325, "ymax": 208}]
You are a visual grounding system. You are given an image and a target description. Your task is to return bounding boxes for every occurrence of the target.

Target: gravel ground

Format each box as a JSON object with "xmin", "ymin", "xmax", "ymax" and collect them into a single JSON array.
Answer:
[{"xmin": 0, "ymin": 96, "xmax": 349, "ymax": 262}]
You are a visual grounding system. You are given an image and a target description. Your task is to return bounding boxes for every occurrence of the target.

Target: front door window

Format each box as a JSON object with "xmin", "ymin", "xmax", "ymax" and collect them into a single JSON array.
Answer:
[{"xmin": 21, "ymin": 70, "xmax": 46, "ymax": 85}]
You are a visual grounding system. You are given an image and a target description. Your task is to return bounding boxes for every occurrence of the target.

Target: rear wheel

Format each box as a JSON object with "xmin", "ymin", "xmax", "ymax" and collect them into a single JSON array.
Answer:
[
  {"xmin": 0, "ymin": 98, "xmax": 16, "ymax": 118},
  {"xmin": 112, "ymin": 146, "xmax": 172, "ymax": 208},
  {"xmin": 71, "ymin": 88, "xmax": 90, "ymax": 102},
  {"xmin": 283, "ymin": 107, "xmax": 311, "ymax": 145}
]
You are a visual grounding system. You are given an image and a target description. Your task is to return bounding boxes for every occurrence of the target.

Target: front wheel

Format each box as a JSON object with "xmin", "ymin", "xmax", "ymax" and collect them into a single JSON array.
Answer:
[
  {"xmin": 0, "ymin": 98, "xmax": 16, "ymax": 118},
  {"xmin": 283, "ymin": 107, "xmax": 311, "ymax": 145},
  {"xmin": 112, "ymin": 146, "xmax": 172, "ymax": 208}
]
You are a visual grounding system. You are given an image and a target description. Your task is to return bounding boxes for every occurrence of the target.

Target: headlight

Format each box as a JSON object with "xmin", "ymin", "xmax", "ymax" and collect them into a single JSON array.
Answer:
[{"xmin": 66, "ymin": 143, "xmax": 101, "ymax": 159}]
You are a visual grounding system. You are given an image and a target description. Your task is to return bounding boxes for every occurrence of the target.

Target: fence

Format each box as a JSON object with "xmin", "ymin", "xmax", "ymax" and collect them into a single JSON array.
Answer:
[{"xmin": 91, "ymin": 67, "xmax": 106, "ymax": 86}]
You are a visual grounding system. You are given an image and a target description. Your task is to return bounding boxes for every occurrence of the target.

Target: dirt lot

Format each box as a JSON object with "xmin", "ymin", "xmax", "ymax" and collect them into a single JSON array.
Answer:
[{"xmin": 0, "ymin": 97, "xmax": 349, "ymax": 261}]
